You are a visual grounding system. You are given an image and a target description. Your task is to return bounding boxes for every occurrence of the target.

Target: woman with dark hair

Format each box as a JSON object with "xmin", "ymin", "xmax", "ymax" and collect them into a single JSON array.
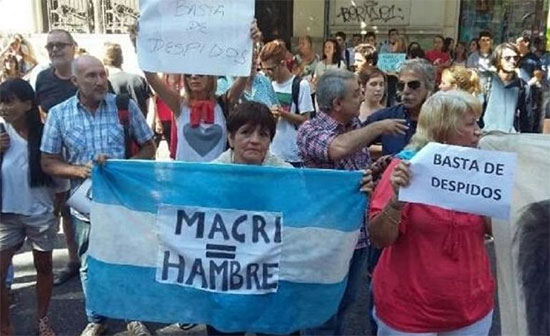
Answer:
[
  {"xmin": 0, "ymin": 79, "xmax": 68, "ymax": 336},
  {"xmin": 0, "ymin": 54, "xmax": 21, "ymax": 82},
  {"xmin": 313, "ymin": 39, "xmax": 344, "ymax": 81},
  {"xmin": 444, "ymin": 37, "xmax": 455, "ymax": 58},
  {"xmin": 213, "ymin": 101, "xmax": 291, "ymax": 167},
  {"xmin": 452, "ymin": 42, "xmax": 468, "ymax": 66},
  {"xmin": 406, "ymin": 42, "xmax": 425, "ymax": 60},
  {"xmin": 468, "ymin": 38, "xmax": 479, "ymax": 56},
  {"xmin": 358, "ymin": 66, "xmax": 386, "ymax": 122}
]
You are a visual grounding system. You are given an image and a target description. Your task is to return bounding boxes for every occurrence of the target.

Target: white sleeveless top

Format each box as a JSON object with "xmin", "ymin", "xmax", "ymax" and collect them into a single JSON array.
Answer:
[{"xmin": 175, "ymin": 103, "xmax": 227, "ymax": 162}]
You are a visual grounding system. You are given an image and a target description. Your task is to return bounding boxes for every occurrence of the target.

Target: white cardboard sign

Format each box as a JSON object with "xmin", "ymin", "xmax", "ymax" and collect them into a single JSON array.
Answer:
[
  {"xmin": 155, "ymin": 205, "xmax": 283, "ymax": 294},
  {"xmin": 137, "ymin": 0, "xmax": 254, "ymax": 76},
  {"xmin": 399, "ymin": 143, "xmax": 517, "ymax": 220}
]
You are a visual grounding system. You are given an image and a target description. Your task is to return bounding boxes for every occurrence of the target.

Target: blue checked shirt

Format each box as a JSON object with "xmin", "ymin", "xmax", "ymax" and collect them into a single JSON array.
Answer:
[{"xmin": 41, "ymin": 93, "xmax": 153, "ymax": 166}]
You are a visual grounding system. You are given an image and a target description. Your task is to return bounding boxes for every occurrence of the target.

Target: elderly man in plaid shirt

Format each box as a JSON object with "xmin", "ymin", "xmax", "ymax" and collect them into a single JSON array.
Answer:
[
  {"xmin": 297, "ymin": 69, "xmax": 407, "ymax": 335},
  {"xmin": 40, "ymin": 55, "xmax": 156, "ymax": 336}
]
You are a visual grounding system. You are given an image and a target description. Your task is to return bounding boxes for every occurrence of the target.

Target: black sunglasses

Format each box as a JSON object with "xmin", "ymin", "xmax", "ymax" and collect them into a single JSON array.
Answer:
[
  {"xmin": 397, "ymin": 80, "xmax": 421, "ymax": 91},
  {"xmin": 45, "ymin": 42, "xmax": 73, "ymax": 51},
  {"xmin": 502, "ymin": 55, "xmax": 519, "ymax": 62},
  {"xmin": 261, "ymin": 65, "xmax": 278, "ymax": 72}
]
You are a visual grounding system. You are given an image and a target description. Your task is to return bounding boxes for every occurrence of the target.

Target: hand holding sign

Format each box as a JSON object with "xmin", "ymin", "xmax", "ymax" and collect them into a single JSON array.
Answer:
[
  {"xmin": 138, "ymin": 0, "xmax": 256, "ymax": 76},
  {"xmin": 399, "ymin": 143, "xmax": 517, "ymax": 219}
]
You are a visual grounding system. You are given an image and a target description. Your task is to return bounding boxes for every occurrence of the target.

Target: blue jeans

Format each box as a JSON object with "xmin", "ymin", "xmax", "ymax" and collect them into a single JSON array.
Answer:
[
  {"xmin": 302, "ymin": 247, "xmax": 367, "ymax": 335},
  {"xmin": 5, "ymin": 263, "xmax": 14, "ymax": 288},
  {"xmin": 72, "ymin": 215, "xmax": 106, "ymax": 323}
]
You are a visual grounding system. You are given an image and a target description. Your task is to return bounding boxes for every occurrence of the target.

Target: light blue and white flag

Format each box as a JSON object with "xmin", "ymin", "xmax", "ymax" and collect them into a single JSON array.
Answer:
[{"xmin": 88, "ymin": 160, "xmax": 367, "ymax": 334}]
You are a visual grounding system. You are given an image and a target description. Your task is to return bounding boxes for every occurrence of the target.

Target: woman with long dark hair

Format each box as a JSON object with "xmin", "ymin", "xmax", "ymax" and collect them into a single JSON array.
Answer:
[
  {"xmin": 0, "ymin": 79, "xmax": 67, "ymax": 336},
  {"xmin": 313, "ymin": 39, "xmax": 344, "ymax": 81}
]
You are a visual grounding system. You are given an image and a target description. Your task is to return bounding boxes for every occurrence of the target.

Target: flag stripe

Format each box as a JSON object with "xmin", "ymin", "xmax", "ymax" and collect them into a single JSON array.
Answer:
[
  {"xmin": 92, "ymin": 161, "xmax": 366, "ymax": 232},
  {"xmin": 90, "ymin": 202, "xmax": 359, "ymax": 284},
  {"xmin": 88, "ymin": 256, "xmax": 346, "ymax": 334}
]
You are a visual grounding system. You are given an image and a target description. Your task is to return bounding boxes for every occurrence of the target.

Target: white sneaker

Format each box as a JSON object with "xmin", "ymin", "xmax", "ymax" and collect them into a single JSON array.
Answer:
[
  {"xmin": 80, "ymin": 322, "xmax": 106, "ymax": 336},
  {"xmin": 127, "ymin": 321, "xmax": 152, "ymax": 336}
]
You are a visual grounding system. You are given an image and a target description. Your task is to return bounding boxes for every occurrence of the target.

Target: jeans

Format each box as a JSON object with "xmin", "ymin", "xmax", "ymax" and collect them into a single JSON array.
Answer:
[
  {"xmin": 72, "ymin": 215, "xmax": 106, "ymax": 323},
  {"xmin": 373, "ymin": 307, "xmax": 494, "ymax": 336},
  {"xmin": 5, "ymin": 263, "xmax": 13, "ymax": 288},
  {"xmin": 301, "ymin": 247, "xmax": 368, "ymax": 336}
]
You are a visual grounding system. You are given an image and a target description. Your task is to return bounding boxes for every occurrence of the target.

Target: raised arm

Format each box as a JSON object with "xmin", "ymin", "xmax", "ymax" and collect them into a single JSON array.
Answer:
[
  {"xmin": 225, "ymin": 20, "xmax": 263, "ymax": 109},
  {"xmin": 328, "ymin": 119, "xmax": 407, "ymax": 161},
  {"xmin": 144, "ymin": 72, "xmax": 182, "ymax": 118}
]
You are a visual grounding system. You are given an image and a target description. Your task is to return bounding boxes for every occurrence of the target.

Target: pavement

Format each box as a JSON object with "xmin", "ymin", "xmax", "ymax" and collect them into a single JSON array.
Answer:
[{"xmin": 8, "ymin": 235, "xmax": 501, "ymax": 336}]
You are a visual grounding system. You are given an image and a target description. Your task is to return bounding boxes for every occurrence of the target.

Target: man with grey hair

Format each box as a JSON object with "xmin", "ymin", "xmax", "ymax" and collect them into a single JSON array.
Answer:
[
  {"xmin": 41, "ymin": 55, "xmax": 156, "ymax": 336},
  {"xmin": 365, "ymin": 58, "xmax": 436, "ymax": 155},
  {"xmin": 297, "ymin": 69, "xmax": 406, "ymax": 335}
]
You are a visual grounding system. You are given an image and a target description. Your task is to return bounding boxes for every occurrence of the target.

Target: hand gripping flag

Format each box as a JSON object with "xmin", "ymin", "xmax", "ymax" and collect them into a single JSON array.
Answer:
[{"xmin": 88, "ymin": 160, "xmax": 367, "ymax": 334}]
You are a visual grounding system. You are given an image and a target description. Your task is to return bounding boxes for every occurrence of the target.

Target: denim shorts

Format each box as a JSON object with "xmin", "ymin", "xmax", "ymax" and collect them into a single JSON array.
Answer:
[{"xmin": 0, "ymin": 212, "xmax": 58, "ymax": 251}]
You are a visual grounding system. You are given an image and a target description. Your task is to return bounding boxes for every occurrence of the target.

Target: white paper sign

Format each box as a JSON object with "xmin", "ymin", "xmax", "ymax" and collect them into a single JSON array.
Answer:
[
  {"xmin": 399, "ymin": 143, "xmax": 517, "ymax": 219},
  {"xmin": 66, "ymin": 178, "xmax": 92, "ymax": 217},
  {"xmin": 155, "ymin": 205, "xmax": 283, "ymax": 294},
  {"xmin": 137, "ymin": 0, "xmax": 254, "ymax": 76}
]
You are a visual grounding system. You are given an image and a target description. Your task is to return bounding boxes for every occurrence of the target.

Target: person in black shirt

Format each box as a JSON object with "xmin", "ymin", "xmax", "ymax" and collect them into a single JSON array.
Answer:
[
  {"xmin": 35, "ymin": 29, "xmax": 77, "ymax": 115},
  {"xmin": 34, "ymin": 29, "xmax": 80, "ymax": 287},
  {"xmin": 365, "ymin": 58, "xmax": 435, "ymax": 155}
]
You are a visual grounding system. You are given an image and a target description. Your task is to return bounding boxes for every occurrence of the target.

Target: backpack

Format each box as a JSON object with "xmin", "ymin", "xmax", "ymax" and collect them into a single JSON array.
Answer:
[
  {"xmin": 291, "ymin": 76, "xmax": 302, "ymax": 130},
  {"xmin": 116, "ymin": 94, "xmax": 141, "ymax": 159}
]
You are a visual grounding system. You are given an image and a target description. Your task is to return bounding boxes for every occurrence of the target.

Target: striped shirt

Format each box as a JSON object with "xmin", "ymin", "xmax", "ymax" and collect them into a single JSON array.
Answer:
[{"xmin": 297, "ymin": 111, "xmax": 371, "ymax": 249}]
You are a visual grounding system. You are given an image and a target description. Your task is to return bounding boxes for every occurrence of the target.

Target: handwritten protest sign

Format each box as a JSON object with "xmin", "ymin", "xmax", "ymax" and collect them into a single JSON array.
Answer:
[
  {"xmin": 137, "ymin": 0, "xmax": 254, "ymax": 76},
  {"xmin": 156, "ymin": 205, "xmax": 282, "ymax": 294},
  {"xmin": 377, "ymin": 53, "xmax": 406, "ymax": 73},
  {"xmin": 399, "ymin": 142, "xmax": 517, "ymax": 219}
]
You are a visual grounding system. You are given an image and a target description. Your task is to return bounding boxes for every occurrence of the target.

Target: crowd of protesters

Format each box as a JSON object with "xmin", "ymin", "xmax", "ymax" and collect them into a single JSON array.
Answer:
[{"xmin": 0, "ymin": 20, "xmax": 549, "ymax": 336}]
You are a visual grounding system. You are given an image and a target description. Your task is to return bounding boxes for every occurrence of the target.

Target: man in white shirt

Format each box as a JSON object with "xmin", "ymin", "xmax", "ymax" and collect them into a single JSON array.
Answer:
[{"xmin": 259, "ymin": 40, "xmax": 314, "ymax": 167}]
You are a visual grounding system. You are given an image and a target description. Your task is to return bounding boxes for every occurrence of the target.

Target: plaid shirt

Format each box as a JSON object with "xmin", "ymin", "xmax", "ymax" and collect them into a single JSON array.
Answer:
[
  {"xmin": 41, "ymin": 93, "xmax": 153, "ymax": 166},
  {"xmin": 297, "ymin": 111, "xmax": 371, "ymax": 248}
]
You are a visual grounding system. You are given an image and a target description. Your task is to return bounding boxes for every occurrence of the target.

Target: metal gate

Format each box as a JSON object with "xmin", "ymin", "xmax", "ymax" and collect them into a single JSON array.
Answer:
[{"xmin": 46, "ymin": 0, "xmax": 139, "ymax": 34}]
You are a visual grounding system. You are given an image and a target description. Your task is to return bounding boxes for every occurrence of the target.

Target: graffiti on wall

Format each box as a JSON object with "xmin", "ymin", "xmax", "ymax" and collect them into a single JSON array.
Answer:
[{"xmin": 333, "ymin": 0, "xmax": 410, "ymax": 25}]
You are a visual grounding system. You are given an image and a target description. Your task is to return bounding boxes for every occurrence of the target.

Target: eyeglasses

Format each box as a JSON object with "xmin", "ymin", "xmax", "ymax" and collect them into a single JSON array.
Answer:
[
  {"xmin": 502, "ymin": 55, "xmax": 519, "ymax": 62},
  {"xmin": 397, "ymin": 80, "xmax": 421, "ymax": 91},
  {"xmin": 45, "ymin": 42, "xmax": 73, "ymax": 51}
]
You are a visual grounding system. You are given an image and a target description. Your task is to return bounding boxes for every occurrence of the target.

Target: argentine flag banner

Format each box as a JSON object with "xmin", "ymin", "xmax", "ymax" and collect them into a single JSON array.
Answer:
[{"xmin": 88, "ymin": 160, "xmax": 367, "ymax": 334}]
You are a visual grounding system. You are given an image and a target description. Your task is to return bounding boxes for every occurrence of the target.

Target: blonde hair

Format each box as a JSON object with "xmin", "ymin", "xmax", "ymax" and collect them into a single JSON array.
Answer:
[
  {"xmin": 441, "ymin": 66, "xmax": 481, "ymax": 95},
  {"xmin": 182, "ymin": 74, "xmax": 217, "ymax": 102},
  {"xmin": 393, "ymin": 35, "xmax": 408, "ymax": 53},
  {"xmin": 407, "ymin": 90, "xmax": 482, "ymax": 150}
]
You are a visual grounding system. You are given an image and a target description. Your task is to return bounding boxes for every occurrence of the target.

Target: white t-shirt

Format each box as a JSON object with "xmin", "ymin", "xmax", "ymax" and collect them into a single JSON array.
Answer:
[
  {"xmin": 1, "ymin": 122, "xmax": 69, "ymax": 216},
  {"xmin": 271, "ymin": 75, "xmax": 314, "ymax": 163},
  {"xmin": 175, "ymin": 102, "xmax": 227, "ymax": 162},
  {"xmin": 313, "ymin": 61, "xmax": 345, "ymax": 79}
]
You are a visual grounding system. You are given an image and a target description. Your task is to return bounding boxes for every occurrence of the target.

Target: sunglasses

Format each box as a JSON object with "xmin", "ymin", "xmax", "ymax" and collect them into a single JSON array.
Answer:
[
  {"xmin": 45, "ymin": 42, "xmax": 73, "ymax": 51},
  {"xmin": 502, "ymin": 55, "xmax": 519, "ymax": 62},
  {"xmin": 397, "ymin": 80, "xmax": 421, "ymax": 91},
  {"xmin": 261, "ymin": 65, "xmax": 278, "ymax": 72}
]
